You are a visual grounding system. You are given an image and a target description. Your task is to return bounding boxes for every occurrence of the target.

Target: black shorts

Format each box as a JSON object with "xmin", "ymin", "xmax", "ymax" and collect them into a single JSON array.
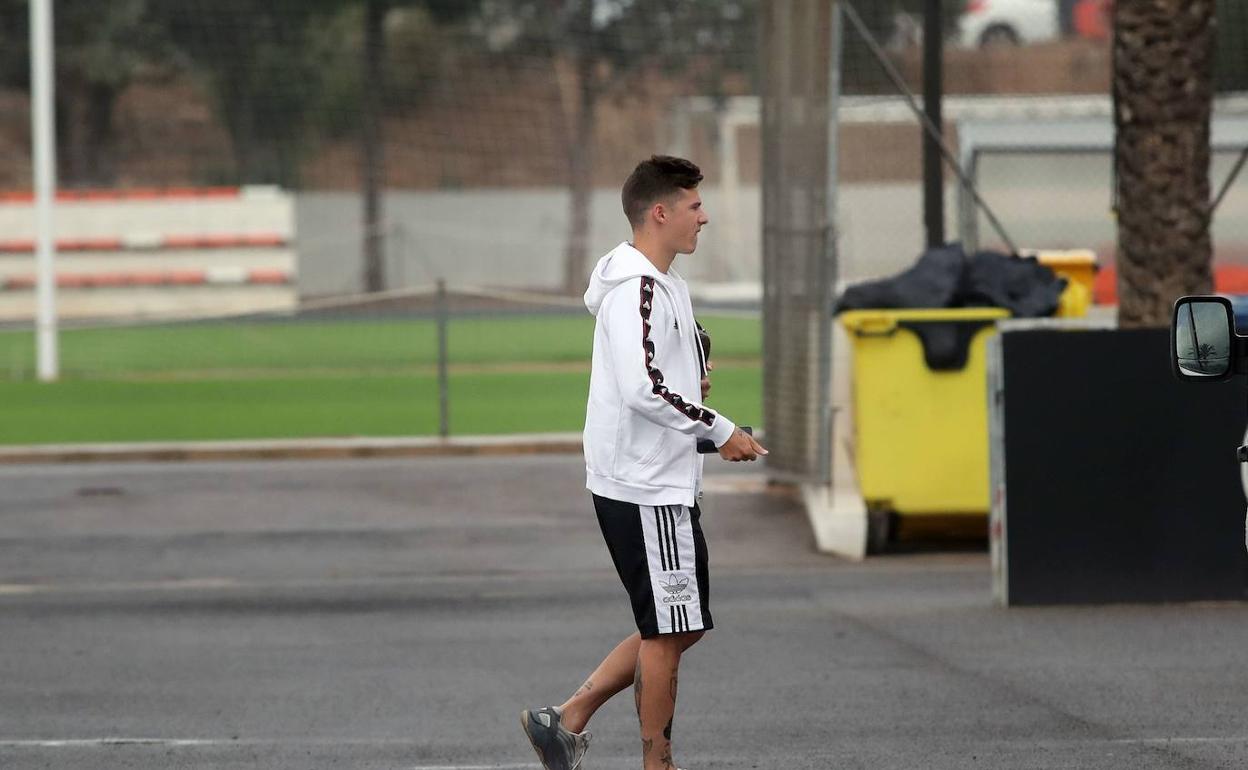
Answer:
[{"xmin": 592, "ymin": 494, "xmax": 713, "ymax": 638}]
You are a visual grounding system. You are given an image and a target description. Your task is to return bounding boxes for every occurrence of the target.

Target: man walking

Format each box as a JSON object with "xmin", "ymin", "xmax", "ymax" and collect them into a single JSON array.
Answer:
[{"xmin": 521, "ymin": 155, "xmax": 767, "ymax": 770}]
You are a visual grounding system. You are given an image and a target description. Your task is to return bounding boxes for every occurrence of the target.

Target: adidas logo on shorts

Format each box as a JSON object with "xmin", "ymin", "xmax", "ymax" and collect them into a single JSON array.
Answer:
[{"xmin": 661, "ymin": 573, "xmax": 692, "ymax": 604}]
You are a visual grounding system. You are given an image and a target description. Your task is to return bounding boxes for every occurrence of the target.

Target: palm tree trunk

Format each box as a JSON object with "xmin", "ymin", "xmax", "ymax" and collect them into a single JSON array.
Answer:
[{"xmin": 1113, "ymin": 0, "xmax": 1215, "ymax": 328}]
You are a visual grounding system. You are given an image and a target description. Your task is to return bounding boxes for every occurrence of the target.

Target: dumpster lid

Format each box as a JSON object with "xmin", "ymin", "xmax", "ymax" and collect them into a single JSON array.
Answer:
[
  {"xmin": 839, "ymin": 307, "xmax": 1010, "ymax": 332},
  {"xmin": 840, "ymin": 308, "xmax": 1010, "ymax": 371},
  {"xmin": 1019, "ymin": 248, "xmax": 1098, "ymax": 267}
]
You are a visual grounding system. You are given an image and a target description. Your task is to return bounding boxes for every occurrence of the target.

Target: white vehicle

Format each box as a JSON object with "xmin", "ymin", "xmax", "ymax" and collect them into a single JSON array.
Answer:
[{"xmin": 958, "ymin": 0, "xmax": 1060, "ymax": 47}]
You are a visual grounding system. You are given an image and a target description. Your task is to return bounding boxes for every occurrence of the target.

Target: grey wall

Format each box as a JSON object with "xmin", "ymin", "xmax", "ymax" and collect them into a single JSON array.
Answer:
[{"xmin": 293, "ymin": 185, "xmax": 942, "ymax": 299}]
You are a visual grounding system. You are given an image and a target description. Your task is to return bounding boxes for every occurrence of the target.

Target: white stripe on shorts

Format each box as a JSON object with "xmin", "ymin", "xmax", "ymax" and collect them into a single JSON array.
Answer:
[{"xmin": 639, "ymin": 504, "xmax": 705, "ymax": 634}]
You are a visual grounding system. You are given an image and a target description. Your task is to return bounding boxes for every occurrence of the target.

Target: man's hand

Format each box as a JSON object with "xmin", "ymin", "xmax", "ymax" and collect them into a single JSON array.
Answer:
[
  {"xmin": 717, "ymin": 427, "xmax": 768, "ymax": 462},
  {"xmin": 700, "ymin": 359, "xmax": 713, "ymax": 400}
]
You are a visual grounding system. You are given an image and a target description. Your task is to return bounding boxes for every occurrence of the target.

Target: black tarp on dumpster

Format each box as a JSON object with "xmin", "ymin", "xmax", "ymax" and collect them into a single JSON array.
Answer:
[
  {"xmin": 834, "ymin": 244, "xmax": 1068, "ymax": 370},
  {"xmin": 834, "ymin": 244, "xmax": 1067, "ymax": 317}
]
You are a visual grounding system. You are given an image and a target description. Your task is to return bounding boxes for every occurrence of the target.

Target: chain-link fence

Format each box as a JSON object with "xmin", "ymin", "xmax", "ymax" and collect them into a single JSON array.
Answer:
[
  {"xmin": 761, "ymin": 0, "xmax": 835, "ymax": 483},
  {"xmin": 0, "ymin": 0, "xmax": 764, "ymax": 444},
  {"xmin": 1, "ymin": 0, "xmax": 1246, "ymax": 447}
]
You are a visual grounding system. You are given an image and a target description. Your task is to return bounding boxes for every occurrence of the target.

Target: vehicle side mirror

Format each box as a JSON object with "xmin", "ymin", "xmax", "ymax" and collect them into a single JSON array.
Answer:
[{"xmin": 1172, "ymin": 296, "xmax": 1238, "ymax": 382}]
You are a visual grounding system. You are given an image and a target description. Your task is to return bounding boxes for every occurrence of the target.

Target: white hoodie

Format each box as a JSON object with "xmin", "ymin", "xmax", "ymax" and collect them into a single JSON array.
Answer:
[{"xmin": 583, "ymin": 242, "xmax": 737, "ymax": 507}]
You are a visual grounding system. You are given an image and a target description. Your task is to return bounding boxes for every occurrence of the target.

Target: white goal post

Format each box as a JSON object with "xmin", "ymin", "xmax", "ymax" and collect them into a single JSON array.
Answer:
[{"xmin": 957, "ymin": 104, "xmax": 1248, "ymax": 254}]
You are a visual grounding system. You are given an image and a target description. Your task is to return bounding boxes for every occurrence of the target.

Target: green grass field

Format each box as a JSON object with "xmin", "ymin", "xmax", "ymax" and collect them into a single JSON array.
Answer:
[
  {"xmin": 0, "ymin": 314, "xmax": 761, "ymax": 377},
  {"xmin": 0, "ymin": 314, "xmax": 762, "ymax": 444}
]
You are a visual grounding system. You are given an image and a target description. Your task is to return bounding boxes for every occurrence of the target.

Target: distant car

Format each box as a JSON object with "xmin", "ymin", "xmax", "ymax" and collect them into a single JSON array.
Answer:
[
  {"xmin": 1072, "ymin": 0, "xmax": 1111, "ymax": 41},
  {"xmin": 958, "ymin": 0, "xmax": 1060, "ymax": 47}
]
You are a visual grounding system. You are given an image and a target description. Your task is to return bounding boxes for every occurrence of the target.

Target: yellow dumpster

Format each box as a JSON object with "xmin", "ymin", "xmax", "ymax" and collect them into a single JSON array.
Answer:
[
  {"xmin": 839, "ymin": 307, "xmax": 1009, "ymax": 531},
  {"xmin": 1028, "ymin": 249, "xmax": 1098, "ymax": 318}
]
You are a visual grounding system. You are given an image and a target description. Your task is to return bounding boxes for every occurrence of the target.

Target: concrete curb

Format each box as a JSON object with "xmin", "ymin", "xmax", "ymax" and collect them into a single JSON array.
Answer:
[{"xmin": 0, "ymin": 433, "xmax": 584, "ymax": 465}]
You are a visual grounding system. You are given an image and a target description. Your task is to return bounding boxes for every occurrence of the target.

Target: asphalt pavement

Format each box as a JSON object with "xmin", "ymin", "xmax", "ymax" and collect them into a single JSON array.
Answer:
[{"xmin": 1, "ymin": 453, "xmax": 1247, "ymax": 769}]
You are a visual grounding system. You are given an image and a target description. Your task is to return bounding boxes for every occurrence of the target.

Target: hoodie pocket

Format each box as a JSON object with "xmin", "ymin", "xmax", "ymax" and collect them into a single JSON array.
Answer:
[
  {"xmin": 635, "ymin": 430, "xmax": 694, "ymax": 489},
  {"xmin": 614, "ymin": 418, "xmax": 667, "ymax": 474},
  {"xmin": 635, "ymin": 430, "xmax": 669, "ymax": 467}
]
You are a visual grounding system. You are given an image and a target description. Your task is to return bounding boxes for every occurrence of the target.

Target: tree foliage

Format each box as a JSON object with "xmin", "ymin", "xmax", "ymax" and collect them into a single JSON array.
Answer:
[
  {"xmin": 0, "ymin": 0, "xmax": 29, "ymax": 89},
  {"xmin": 475, "ymin": 0, "xmax": 756, "ymax": 93},
  {"xmin": 303, "ymin": 2, "xmax": 468, "ymax": 141},
  {"xmin": 0, "ymin": 0, "xmax": 174, "ymax": 184},
  {"xmin": 149, "ymin": 0, "xmax": 477, "ymax": 185},
  {"xmin": 1216, "ymin": 0, "xmax": 1248, "ymax": 91},
  {"xmin": 841, "ymin": 0, "xmax": 967, "ymax": 94},
  {"xmin": 470, "ymin": 0, "xmax": 758, "ymax": 292}
]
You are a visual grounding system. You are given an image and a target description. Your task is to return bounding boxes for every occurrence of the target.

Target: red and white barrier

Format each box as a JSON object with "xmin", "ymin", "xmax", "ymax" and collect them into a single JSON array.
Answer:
[
  {"xmin": 0, "ymin": 186, "xmax": 296, "ymax": 319},
  {"xmin": 0, "ymin": 233, "xmax": 289, "ymax": 253},
  {"xmin": 0, "ymin": 185, "xmax": 281, "ymax": 204},
  {"xmin": 0, "ymin": 268, "xmax": 294, "ymax": 291}
]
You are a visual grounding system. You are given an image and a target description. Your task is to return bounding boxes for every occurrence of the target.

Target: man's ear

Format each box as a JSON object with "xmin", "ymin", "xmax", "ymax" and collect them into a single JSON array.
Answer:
[{"xmin": 650, "ymin": 201, "xmax": 667, "ymax": 225}]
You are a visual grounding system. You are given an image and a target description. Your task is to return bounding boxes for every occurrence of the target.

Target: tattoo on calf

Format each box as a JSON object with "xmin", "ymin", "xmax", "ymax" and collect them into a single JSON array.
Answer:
[
  {"xmin": 642, "ymin": 737, "xmax": 653, "ymax": 757},
  {"xmin": 633, "ymin": 662, "xmax": 643, "ymax": 717},
  {"xmin": 660, "ymin": 744, "xmax": 675, "ymax": 769},
  {"xmin": 575, "ymin": 679, "xmax": 593, "ymax": 697},
  {"xmin": 663, "ymin": 717, "xmax": 672, "ymax": 741},
  {"xmin": 669, "ymin": 673, "xmax": 678, "ymax": 701}
]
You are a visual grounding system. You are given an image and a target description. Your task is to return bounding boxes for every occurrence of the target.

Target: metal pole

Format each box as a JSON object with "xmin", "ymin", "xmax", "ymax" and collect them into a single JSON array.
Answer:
[
  {"xmin": 394, "ymin": 222, "xmax": 407, "ymax": 289},
  {"xmin": 719, "ymin": 110, "xmax": 741, "ymax": 283},
  {"xmin": 959, "ymin": 150, "xmax": 980, "ymax": 252},
  {"xmin": 922, "ymin": 0, "xmax": 945, "ymax": 248},
  {"xmin": 361, "ymin": 0, "xmax": 387, "ymax": 294},
  {"xmin": 841, "ymin": 0, "xmax": 1018, "ymax": 255},
  {"xmin": 828, "ymin": 4, "xmax": 843, "ymax": 226},
  {"xmin": 436, "ymin": 279, "xmax": 449, "ymax": 438},
  {"xmin": 1212, "ymin": 144, "xmax": 1248, "ymax": 216},
  {"xmin": 31, "ymin": 0, "xmax": 58, "ymax": 381},
  {"xmin": 819, "ymin": 0, "xmax": 844, "ymax": 486}
]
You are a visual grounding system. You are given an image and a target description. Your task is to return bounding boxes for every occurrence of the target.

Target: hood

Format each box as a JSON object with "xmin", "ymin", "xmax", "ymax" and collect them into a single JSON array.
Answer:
[{"xmin": 584, "ymin": 242, "xmax": 675, "ymax": 317}]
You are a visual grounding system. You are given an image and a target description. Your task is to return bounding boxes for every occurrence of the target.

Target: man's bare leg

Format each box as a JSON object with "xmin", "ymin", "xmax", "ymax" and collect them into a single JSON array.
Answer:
[
  {"xmin": 636, "ymin": 631, "xmax": 704, "ymax": 770},
  {"xmin": 558, "ymin": 632, "xmax": 642, "ymax": 734}
]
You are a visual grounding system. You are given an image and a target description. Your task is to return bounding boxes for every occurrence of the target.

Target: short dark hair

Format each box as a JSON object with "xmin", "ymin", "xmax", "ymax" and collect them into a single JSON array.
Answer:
[{"xmin": 621, "ymin": 155, "xmax": 703, "ymax": 227}]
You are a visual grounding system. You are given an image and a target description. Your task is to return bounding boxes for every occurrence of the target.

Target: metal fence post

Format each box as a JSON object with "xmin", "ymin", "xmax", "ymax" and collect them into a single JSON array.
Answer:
[{"xmin": 436, "ymin": 279, "xmax": 450, "ymax": 438}]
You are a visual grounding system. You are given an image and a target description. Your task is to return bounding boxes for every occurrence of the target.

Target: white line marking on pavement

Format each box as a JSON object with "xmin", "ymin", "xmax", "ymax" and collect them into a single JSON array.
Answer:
[
  {"xmin": 0, "ymin": 739, "xmax": 221, "ymax": 747},
  {"xmin": 0, "ymin": 572, "xmax": 614, "ymax": 596},
  {"xmin": 0, "ymin": 739, "xmax": 548, "ymax": 769},
  {"xmin": 1110, "ymin": 736, "xmax": 1248, "ymax": 745},
  {"xmin": 0, "ymin": 738, "xmax": 548, "ymax": 761},
  {"xmin": 406, "ymin": 765, "xmax": 539, "ymax": 770},
  {"xmin": 0, "ymin": 577, "xmax": 240, "ymax": 595}
]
